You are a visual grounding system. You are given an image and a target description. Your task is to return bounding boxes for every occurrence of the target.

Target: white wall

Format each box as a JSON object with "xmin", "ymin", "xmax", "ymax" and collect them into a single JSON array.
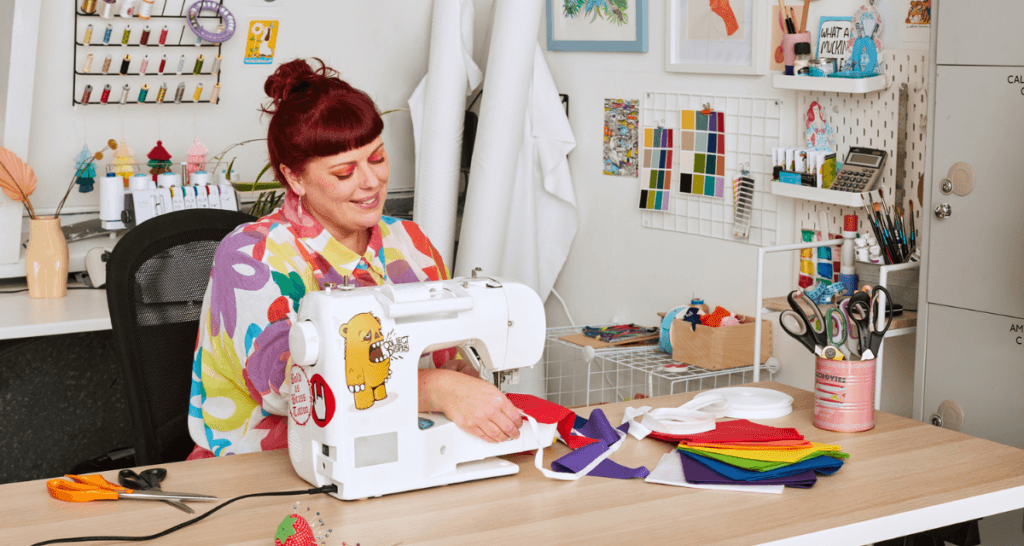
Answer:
[{"xmin": 531, "ymin": 0, "xmax": 927, "ymax": 415}]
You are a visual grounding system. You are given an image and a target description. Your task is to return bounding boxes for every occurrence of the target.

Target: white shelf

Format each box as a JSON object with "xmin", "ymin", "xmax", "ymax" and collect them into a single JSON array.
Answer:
[
  {"xmin": 771, "ymin": 73, "xmax": 889, "ymax": 93},
  {"xmin": 770, "ymin": 181, "xmax": 866, "ymax": 207}
]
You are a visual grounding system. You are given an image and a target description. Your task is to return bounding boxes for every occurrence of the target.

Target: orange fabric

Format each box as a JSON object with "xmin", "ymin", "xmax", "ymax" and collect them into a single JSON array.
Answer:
[{"xmin": 700, "ymin": 306, "xmax": 732, "ymax": 327}]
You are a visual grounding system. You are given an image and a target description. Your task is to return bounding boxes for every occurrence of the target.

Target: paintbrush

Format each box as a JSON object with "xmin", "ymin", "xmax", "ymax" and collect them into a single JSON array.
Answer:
[
  {"xmin": 908, "ymin": 200, "xmax": 916, "ymax": 252},
  {"xmin": 862, "ymin": 195, "xmax": 893, "ymax": 264},
  {"xmin": 877, "ymin": 189, "xmax": 905, "ymax": 261},
  {"xmin": 873, "ymin": 203, "xmax": 901, "ymax": 263},
  {"xmin": 778, "ymin": 0, "xmax": 796, "ymax": 33},
  {"xmin": 895, "ymin": 204, "xmax": 910, "ymax": 259}
]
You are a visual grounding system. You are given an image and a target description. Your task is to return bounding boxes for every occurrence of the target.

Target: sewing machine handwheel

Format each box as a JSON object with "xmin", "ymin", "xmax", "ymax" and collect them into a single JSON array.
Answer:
[{"xmin": 289, "ymin": 320, "xmax": 320, "ymax": 366}]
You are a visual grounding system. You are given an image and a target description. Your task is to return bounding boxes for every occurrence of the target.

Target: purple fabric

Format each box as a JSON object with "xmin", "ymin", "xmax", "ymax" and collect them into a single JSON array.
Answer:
[
  {"xmin": 551, "ymin": 409, "xmax": 649, "ymax": 479},
  {"xmin": 679, "ymin": 451, "xmax": 816, "ymax": 488}
]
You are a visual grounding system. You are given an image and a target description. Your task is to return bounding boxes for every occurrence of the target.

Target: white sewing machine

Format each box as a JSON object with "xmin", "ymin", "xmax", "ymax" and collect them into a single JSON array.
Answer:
[{"xmin": 286, "ymin": 276, "xmax": 555, "ymax": 500}]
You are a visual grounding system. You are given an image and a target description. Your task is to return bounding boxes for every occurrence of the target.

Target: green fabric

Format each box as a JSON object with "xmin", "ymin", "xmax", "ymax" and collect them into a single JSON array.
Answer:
[{"xmin": 679, "ymin": 447, "xmax": 849, "ymax": 472}]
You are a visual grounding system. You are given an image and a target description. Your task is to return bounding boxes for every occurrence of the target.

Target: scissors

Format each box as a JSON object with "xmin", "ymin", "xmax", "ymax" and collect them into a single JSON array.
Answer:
[
  {"xmin": 779, "ymin": 290, "xmax": 828, "ymax": 355},
  {"xmin": 838, "ymin": 298, "xmax": 861, "ymax": 352},
  {"xmin": 847, "ymin": 286, "xmax": 893, "ymax": 357},
  {"xmin": 46, "ymin": 473, "xmax": 216, "ymax": 505},
  {"xmin": 119, "ymin": 468, "xmax": 194, "ymax": 514},
  {"xmin": 823, "ymin": 307, "xmax": 853, "ymax": 359}
]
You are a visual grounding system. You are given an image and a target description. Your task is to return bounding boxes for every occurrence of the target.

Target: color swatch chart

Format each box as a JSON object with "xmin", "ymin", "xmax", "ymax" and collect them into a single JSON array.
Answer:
[
  {"xmin": 639, "ymin": 127, "xmax": 673, "ymax": 211},
  {"xmin": 639, "ymin": 91, "xmax": 783, "ymax": 247},
  {"xmin": 679, "ymin": 110, "xmax": 726, "ymax": 198}
]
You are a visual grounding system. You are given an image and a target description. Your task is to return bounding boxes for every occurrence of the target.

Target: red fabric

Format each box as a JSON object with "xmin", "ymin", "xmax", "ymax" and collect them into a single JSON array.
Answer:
[
  {"xmin": 506, "ymin": 393, "xmax": 598, "ymax": 449},
  {"xmin": 648, "ymin": 419, "xmax": 804, "ymax": 443},
  {"xmin": 186, "ymin": 444, "xmax": 216, "ymax": 460},
  {"xmin": 700, "ymin": 306, "xmax": 732, "ymax": 327},
  {"xmin": 431, "ymin": 347, "xmax": 459, "ymax": 368}
]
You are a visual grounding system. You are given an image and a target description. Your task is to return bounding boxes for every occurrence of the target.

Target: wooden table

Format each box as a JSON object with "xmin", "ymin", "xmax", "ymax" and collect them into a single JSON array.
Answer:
[{"xmin": 6, "ymin": 382, "xmax": 1024, "ymax": 546}]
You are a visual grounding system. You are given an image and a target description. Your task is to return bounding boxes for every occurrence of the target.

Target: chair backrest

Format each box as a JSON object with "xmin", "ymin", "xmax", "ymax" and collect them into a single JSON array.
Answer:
[{"xmin": 106, "ymin": 208, "xmax": 255, "ymax": 465}]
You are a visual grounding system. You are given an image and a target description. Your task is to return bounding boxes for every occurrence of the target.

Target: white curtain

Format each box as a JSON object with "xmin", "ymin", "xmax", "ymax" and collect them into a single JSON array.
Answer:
[
  {"xmin": 455, "ymin": 0, "xmax": 577, "ymax": 303},
  {"xmin": 409, "ymin": 0, "xmax": 482, "ymax": 267}
]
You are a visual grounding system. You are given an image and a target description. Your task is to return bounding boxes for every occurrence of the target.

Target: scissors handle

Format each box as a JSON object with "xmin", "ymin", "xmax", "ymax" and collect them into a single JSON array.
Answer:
[{"xmin": 46, "ymin": 479, "xmax": 128, "ymax": 502}]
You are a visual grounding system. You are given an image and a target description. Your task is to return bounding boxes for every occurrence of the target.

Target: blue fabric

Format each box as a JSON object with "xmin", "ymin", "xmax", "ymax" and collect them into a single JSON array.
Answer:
[{"xmin": 680, "ymin": 450, "xmax": 844, "ymax": 481}]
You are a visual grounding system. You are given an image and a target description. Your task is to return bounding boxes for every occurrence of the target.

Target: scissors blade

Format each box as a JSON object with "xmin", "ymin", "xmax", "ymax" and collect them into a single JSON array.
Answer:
[
  {"xmin": 147, "ymin": 485, "xmax": 195, "ymax": 514},
  {"xmin": 119, "ymin": 490, "xmax": 217, "ymax": 502}
]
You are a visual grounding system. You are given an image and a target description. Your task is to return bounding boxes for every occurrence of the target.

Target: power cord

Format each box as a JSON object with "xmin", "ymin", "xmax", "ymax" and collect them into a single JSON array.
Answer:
[{"xmin": 30, "ymin": 484, "xmax": 338, "ymax": 545}]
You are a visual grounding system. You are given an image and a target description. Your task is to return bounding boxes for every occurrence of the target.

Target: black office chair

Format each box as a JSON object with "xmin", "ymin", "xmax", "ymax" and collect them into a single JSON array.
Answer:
[{"xmin": 105, "ymin": 208, "xmax": 256, "ymax": 466}]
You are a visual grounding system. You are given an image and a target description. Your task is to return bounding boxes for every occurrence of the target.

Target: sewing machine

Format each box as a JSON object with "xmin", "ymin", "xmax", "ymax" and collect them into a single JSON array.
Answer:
[{"xmin": 286, "ymin": 276, "xmax": 555, "ymax": 500}]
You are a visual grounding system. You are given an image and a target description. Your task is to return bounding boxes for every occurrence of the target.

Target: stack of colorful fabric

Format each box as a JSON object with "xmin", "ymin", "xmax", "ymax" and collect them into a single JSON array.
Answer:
[{"xmin": 668, "ymin": 419, "xmax": 848, "ymax": 489}]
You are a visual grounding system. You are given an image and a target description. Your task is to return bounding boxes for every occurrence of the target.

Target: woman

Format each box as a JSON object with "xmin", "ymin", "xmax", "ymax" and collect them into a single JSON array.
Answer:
[{"xmin": 187, "ymin": 59, "xmax": 522, "ymax": 459}]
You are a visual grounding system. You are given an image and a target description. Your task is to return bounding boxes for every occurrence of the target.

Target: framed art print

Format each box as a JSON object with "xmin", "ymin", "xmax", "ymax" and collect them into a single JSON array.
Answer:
[
  {"xmin": 666, "ymin": 0, "xmax": 767, "ymax": 75},
  {"xmin": 547, "ymin": 0, "xmax": 649, "ymax": 52}
]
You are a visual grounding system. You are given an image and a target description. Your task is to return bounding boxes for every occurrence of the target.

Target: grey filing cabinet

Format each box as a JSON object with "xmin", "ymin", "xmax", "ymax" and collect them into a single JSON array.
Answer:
[{"xmin": 916, "ymin": 1, "xmax": 1024, "ymax": 544}]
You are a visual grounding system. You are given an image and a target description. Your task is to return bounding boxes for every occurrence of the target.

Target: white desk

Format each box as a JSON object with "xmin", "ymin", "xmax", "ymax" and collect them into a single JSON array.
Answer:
[{"xmin": 0, "ymin": 282, "xmax": 111, "ymax": 340}]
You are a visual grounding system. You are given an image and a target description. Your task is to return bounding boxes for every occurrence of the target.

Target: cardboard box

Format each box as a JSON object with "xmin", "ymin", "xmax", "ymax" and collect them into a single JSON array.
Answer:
[{"xmin": 669, "ymin": 315, "xmax": 773, "ymax": 370}]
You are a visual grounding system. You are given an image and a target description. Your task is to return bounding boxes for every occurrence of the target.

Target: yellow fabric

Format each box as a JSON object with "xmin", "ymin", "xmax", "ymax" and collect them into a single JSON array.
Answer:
[{"xmin": 684, "ymin": 441, "xmax": 842, "ymax": 463}]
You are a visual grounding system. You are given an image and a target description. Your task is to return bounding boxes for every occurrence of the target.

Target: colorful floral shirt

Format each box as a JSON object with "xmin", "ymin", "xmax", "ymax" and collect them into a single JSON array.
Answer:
[{"xmin": 188, "ymin": 191, "xmax": 449, "ymax": 456}]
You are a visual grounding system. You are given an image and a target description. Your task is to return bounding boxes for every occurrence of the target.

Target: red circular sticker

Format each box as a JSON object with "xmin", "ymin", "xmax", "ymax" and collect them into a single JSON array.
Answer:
[
  {"xmin": 309, "ymin": 374, "xmax": 336, "ymax": 427},
  {"xmin": 289, "ymin": 366, "xmax": 311, "ymax": 426}
]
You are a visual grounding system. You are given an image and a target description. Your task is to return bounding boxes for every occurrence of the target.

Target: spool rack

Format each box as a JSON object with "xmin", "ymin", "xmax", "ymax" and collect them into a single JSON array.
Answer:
[{"xmin": 72, "ymin": 0, "xmax": 225, "ymax": 106}]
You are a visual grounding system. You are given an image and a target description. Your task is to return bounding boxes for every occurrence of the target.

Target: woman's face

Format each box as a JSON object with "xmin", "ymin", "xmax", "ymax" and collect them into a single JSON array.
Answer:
[{"xmin": 283, "ymin": 136, "xmax": 389, "ymax": 248}]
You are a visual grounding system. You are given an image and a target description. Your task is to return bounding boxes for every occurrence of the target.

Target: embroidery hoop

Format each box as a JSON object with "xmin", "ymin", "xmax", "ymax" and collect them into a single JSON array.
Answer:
[{"xmin": 186, "ymin": 1, "xmax": 236, "ymax": 43}]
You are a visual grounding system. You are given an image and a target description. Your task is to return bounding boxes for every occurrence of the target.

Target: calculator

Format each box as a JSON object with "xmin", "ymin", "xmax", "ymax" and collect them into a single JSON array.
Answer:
[{"xmin": 830, "ymin": 147, "xmax": 887, "ymax": 192}]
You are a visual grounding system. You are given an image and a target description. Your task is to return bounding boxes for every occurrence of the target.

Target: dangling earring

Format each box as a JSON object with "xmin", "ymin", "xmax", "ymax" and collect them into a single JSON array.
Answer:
[{"xmin": 297, "ymin": 195, "xmax": 304, "ymax": 219}]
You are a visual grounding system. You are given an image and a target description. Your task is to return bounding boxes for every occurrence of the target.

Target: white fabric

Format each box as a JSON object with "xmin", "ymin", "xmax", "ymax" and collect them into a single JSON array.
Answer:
[
  {"xmin": 455, "ymin": 0, "xmax": 577, "ymax": 302},
  {"xmin": 524, "ymin": 414, "xmax": 627, "ymax": 481},
  {"xmin": 621, "ymin": 394, "xmax": 731, "ymax": 440},
  {"xmin": 409, "ymin": 0, "xmax": 482, "ymax": 267}
]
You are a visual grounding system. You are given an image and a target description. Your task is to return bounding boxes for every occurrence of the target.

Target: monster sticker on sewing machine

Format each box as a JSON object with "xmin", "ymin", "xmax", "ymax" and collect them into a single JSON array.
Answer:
[{"xmin": 286, "ymin": 277, "xmax": 558, "ymax": 500}]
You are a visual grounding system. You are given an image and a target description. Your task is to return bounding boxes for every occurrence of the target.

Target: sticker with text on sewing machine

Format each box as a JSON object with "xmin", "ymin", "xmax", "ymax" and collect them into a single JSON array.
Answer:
[
  {"xmin": 244, "ymin": 20, "xmax": 278, "ymax": 65},
  {"xmin": 309, "ymin": 374, "xmax": 336, "ymax": 427},
  {"xmin": 340, "ymin": 312, "xmax": 406, "ymax": 411},
  {"xmin": 290, "ymin": 365, "xmax": 311, "ymax": 426}
]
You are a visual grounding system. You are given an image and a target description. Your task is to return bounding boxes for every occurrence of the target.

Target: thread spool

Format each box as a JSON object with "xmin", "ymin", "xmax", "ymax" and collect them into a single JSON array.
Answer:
[
  {"xmin": 158, "ymin": 54, "xmax": 167, "ymax": 73},
  {"xmin": 83, "ymin": 24, "xmax": 94, "ymax": 44},
  {"xmin": 209, "ymin": 82, "xmax": 220, "ymax": 104},
  {"xmin": 102, "ymin": 23, "xmax": 113, "ymax": 44},
  {"xmin": 82, "ymin": 53, "xmax": 94, "ymax": 73},
  {"xmin": 138, "ymin": 83, "xmax": 149, "ymax": 102},
  {"xmin": 139, "ymin": 0, "xmax": 155, "ymax": 19},
  {"xmin": 210, "ymin": 54, "xmax": 222, "ymax": 75},
  {"xmin": 139, "ymin": 55, "xmax": 149, "ymax": 74},
  {"xmin": 122, "ymin": 25, "xmax": 131, "ymax": 44},
  {"xmin": 159, "ymin": 25, "xmax": 168, "ymax": 45},
  {"xmin": 81, "ymin": 85, "xmax": 93, "ymax": 105},
  {"xmin": 100, "ymin": 173, "xmax": 126, "ymax": 229},
  {"xmin": 193, "ymin": 83, "xmax": 203, "ymax": 102},
  {"xmin": 841, "ymin": 214, "xmax": 857, "ymax": 276},
  {"xmin": 99, "ymin": 84, "xmax": 111, "ymax": 104},
  {"xmin": 119, "ymin": 84, "xmax": 130, "ymax": 104},
  {"xmin": 129, "ymin": 173, "xmax": 152, "ymax": 190},
  {"xmin": 140, "ymin": 25, "xmax": 150, "ymax": 45},
  {"xmin": 193, "ymin": 54, "xmax": 204, "ymax": 75},
  {"xmin": 191, "ymin": 171, "xmax": 212, "ymax": 186},
  {"xmin": 100, "ymin": 0, "xmax": 116, "ymax": 19},
  {"xmin": 155, "ymin": 83, "xmax": 167, "ymax": 103},
  {"xmin": 101, "ymin": 54, "xmax": 112, "ymax": 73},
  {"xmin": 157, "ymin": 172, "xmax": 181, "ymax": 188},
  {"xmin": 119, "ymin": 54, "xmax": 131, "ymax": 75},
  {"xmin": 81, "ymin": 0, "xmax": 98, "ymax": 14},
  {"xmin": 174, "ymin": 82, "xmax": 186, "ymax": 103},
  {"xmin": 176, "ymin": 54, "xmax": 185, "ymax": 74},
  {"xmin": 119, "ymin": 0, "xmax": 138, "ymax": 17}
]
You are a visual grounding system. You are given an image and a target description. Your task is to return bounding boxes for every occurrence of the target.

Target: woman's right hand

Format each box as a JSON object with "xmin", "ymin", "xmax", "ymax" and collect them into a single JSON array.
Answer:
[{"xmin": 418, "ymin": 368, "xmax": 523, "ymax": 443}]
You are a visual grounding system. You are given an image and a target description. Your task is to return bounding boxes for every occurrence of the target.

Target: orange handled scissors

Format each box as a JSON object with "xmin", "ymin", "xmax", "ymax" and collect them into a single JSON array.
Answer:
[{"xmin": 46, "ymin": 474, "xmax": 217, "ymax": 504}]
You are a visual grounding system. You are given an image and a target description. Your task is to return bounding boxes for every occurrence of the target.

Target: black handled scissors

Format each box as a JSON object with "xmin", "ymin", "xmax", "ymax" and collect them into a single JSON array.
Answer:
[
  {"xmin": 847, "ymin": 286, "xmax": 893, "ymax": 357},
  {"xmin": 779, "ymin": 290, "xmax": 829, "ymax": 355},
  {"xmin": 118, "ymin": 468, "xmax": 194, "ymax": 514}
]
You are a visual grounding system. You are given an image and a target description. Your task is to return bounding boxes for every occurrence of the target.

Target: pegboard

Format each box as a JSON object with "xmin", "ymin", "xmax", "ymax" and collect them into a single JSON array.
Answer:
[
  {"xmin": 792, "ymin": 50, "xmax": 929, "ymax": 248},
  {"xmin": 639, "ymin": 92, "xmax": 782, "ymax": 247}
]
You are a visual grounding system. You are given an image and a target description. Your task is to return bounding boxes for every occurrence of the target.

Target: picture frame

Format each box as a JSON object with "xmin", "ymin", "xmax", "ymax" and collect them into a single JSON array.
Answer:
[
  {"xmin": 546, "ymin": 0, "xmax": 649, "ymax": 53},
  {"xmin": 666, "ymin": 0, "xmax": 767, "ymax": 75},
  {"xmin": 816, "ymin": 16, "xmax": 853, "ymax": 61}
]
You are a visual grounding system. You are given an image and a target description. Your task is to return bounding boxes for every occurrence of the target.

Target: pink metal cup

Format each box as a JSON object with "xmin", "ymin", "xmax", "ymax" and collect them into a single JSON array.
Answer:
[{"xmin": 813, "ymin": 356, "xmax": 875, "ymax": 432}]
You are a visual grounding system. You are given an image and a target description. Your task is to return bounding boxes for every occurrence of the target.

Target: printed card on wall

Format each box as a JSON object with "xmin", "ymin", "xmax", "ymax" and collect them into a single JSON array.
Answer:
[
  {"xmin": 638, "ymin": 127, "xmax": 673, "ymax": 211},
  {"xmin": 603, "ymin": 99, "xmax": 639, "ymax": 177},
  {"xmin": 244, "ymin": 20, "xmax": 279, "ymax": 64},
  {"xmin": 678, "ymin": 110, "xmax": 726, "ymax": 199}
]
